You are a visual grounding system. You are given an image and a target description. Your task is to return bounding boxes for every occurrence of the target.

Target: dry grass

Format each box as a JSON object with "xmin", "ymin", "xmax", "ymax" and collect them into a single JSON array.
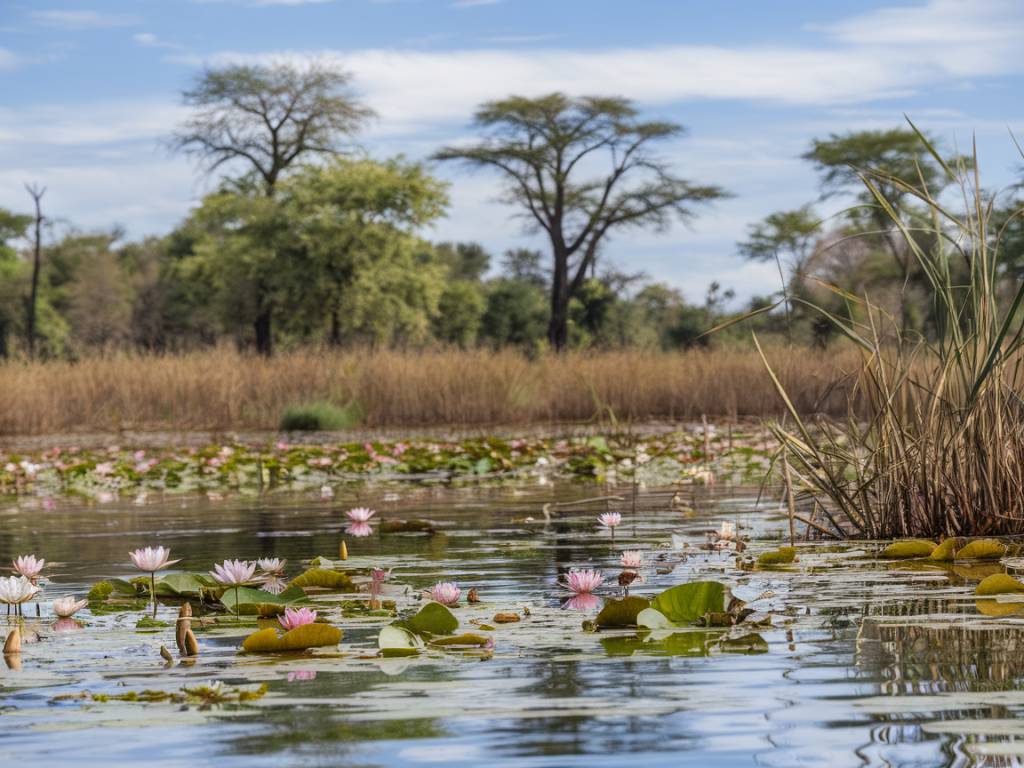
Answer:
[{"xmin": 0, "ymin": 346, "xmax": 860, "ymax": 436}]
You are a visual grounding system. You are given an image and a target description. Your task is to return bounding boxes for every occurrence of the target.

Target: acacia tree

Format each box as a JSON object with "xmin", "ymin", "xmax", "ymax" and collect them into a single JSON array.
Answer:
[
  {"xmin": 172, "ymin": 63, "xmax": 373, "ymax": 354},
  {"xmin": 435, "ymin": 93, "xmax": 727, "ymax": 350}
]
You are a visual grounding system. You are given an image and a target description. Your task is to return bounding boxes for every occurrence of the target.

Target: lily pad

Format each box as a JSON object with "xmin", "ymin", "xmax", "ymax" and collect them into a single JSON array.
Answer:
[
  {"xmin": 241, "ymin": 623, "xmax": 343, "ymax": 653},
  {"xmin": 595, "ymin": 596, "xmax": 651, "ymax": 628},
  {"xmin": 976, "ymin": 599, "xmax": 1024, "ymax": 617},
  {"xmin": 379, "ymin": 519, "xmax": 437, "ymax": 534},
  {"xmin": 975, "ymin": 573, "xmax": 1024, "ymax": 596},
  {"xmin": 879, "ymin": 540, "xmax": 936, "ymax": 559},
  {"xmin": 650, "ymin": 581, "xmax": 726, "ymax": 625},
  {"xmin": 155, "ymin": 572, "xmax": 220, "ymax": 598},
  {"xmin": 956, "ymin": 539, "xmax": 1006, "ymax": 561},
  {"xmin": 928, "ymin": 537, "xmax": 964, "ymax": 562},
  {"xmin": 289, "ymin": 568, "xmax": 352, "ymax": 590},
  {"xmin": 757, "ymin": 546, "xmax": 797, "ymax": 565},
  {"xmin": 378, "ymin": 624, "xmax": 425, "ymax": 656},
  {"xmin": 407, "ymin": 602, "xmax": 459, "ymax": 636},
  {"xmin": 228, "ymin": 585, "xmax": 308, "ymax": 616},
  {"xmin": 430, "ymin": 633, "xmax": 491, "ymax": 647}
]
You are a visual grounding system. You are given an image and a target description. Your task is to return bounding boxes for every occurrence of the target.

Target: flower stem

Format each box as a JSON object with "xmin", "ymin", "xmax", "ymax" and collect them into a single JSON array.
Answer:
[{"xmin": 151, "ymin": 572, "xmax": 157, "ymax": 618}]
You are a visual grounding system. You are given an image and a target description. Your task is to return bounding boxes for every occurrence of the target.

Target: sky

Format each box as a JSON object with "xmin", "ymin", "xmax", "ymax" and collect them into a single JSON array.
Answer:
[{"xmin": 1, "ymin": 0, "xmax": 1023, "ymax": 304}]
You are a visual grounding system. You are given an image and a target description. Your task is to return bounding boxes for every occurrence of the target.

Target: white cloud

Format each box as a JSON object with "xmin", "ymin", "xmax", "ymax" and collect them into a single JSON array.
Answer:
[
  {"xmin": 30, "ymin": 10, "xmax": 139, "ymax": 29},
  {"xmin": 0, "ymin": 101, "xmax": 189, "ymax": 146},
  {"xmin": 133, "ymin": 32, "xmax": 181, "ymax": 50},
  {"xmin": 0, "ymin": 48, "xmax": 17, "ymax": 70}
]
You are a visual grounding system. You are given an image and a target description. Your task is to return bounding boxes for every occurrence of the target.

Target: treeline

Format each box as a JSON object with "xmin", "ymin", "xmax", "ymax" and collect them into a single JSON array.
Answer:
[{"xmin": 0, "ymin": 64, "xmax": 1021, "ymax": 359}]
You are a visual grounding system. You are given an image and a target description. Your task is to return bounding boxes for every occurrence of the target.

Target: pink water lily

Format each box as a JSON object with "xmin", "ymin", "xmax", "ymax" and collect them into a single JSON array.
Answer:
[
  {"xmin": 598, "ymin": 512, "xmax": 622, "ymax": 529},
  {"xmin": 13, "ymin": 554, "xmax": 45, "ymax": 581},
  {"xmin": 346, "ymin": 507, "xmax": 376, "ymax": 523},
  {"xmin": 287, "ymin": 670, "xmax": 317, "ymax": 682},
  {"xmin": 278, "ymin": 606, "xmax": 318, "ymax": 632},
  {"xmin": 620, "ymin": 550, "xmax": 643, "ymax": 570},
  {"xmin": 562, "ymin": 568, "xmax": 604, "ymax": 594},
  {"xmin": 52, "ymin": 596, "xmax": 88, "ymax": 618},
  {"xmin": 210, "ymin": 559, "xmax": 256, "ymax": 585},
  {"xmin": 426, "ymin": 581, "xmax": 460, "ymax": 606},
  {"xmin": 130, "ymin": 546, "xmax": 179, "ymax": 573}
]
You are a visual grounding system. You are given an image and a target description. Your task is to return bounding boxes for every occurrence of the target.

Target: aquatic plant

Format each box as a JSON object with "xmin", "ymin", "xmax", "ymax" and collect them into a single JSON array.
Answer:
[
  {"xmin": 346, "ymin": 507, "xmax": 376, "ymax": 523},
  {"xmin": 754, "ymin": 128, "xmax": 1024, "ymax": 538},
  {"xmin": 130, "ymin": 546, "xmax": 180, "ymax": 615},
  {"xmin": 257, "ymin": 558, "xmax": 288, "ymax": 595},
  {"xmin": 562, "ymin": 568, "xmax": 605, "ymax": 595},
  {"xmin": 278, "ymin": 607, "xmax": 317, "ymax": 631},
  {"xmin": 52, "ymin": 596, "xmax": 88, "ymax": 618},
  {"xmin": 0, "ymin": 576, "xmax": 40, "ymax": 615},
  {"xmin": 210, "ymin": 559, "xmax": 256, "ymax": 615},
  {"xmin": 620, "ymin": 550, "xmax": 643, "ymax": 569},
  {"xmin": 426, "ymin": 582, "xmax": 461, "ymax": 606},
  {"xmin": 598, "ymin": 512, "xmax": 622, "ymax": 539},
  {"xmin": 13, "ymin": 554, "xmax": 45, "ymax": 582}
]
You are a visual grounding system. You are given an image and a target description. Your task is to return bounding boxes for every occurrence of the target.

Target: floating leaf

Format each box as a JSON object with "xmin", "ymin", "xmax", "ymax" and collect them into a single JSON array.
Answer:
[
  {"xmin": 289, "ymin": 568, "xmax": 352, "ymax": 590},
  {"xmin": 956, "ymin": 539, "xmax": 1006, "ymax": 561},
  {"xmin": 975, "ymin": 573, "xmax": 1024, "ymax": 596},
  {"xmin": 929, "ymin": 537, "xmax": 964, "ymax": 562},
  {"xmin": 650, "ymin": 581, "xmax": 726, "ymax": 625},
  {"xmin": 976, "ymin": 599, "xmax": 1024, "ymax": 617},
  {"xmin": 879, "ymin": 540, "xmax": 936, "ymax": 559},
  {"xmin": 636, "ymin": 607, "xmax": 673, "ymax": 629},
  {"xmin": 493, "ymin": 612, "xmax": 521, "ymax": 624},
  {"xmin": 430, "ymin": 633, "xmax": 490, "ymax": 647},
  {"xmin": 379, "ymin": 519, "xmax": 436, "ymax": 534},
  {"xmin": 155, "ymin": 572, "xmax": 220, "ymax": 598},
  {"xmin": 241, "ymin": 623, "xmax": 342, "ymax": 653},
  {"xmin": 595, "ymin": 596, "xmax": 651, "ymax": 628},
  {"xmin": 757, "ymin": 546, "xmax": 798, "ymax": 565},
  {"xmin": 407, "ymin": 602, "xmax": 458, "ymax": 636},
  {"xmin": 378, "ymin": 624, "xmax": 425, "ymax": 656},
  {"xmin": 228, "ymin": 585, "xmax": 308, "ymax": 616}
]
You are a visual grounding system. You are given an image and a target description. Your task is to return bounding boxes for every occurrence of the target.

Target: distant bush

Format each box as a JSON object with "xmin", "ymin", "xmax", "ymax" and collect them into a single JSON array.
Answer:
[{"xmin": 279, "ymin": 401, "xmax": 361, "ymax": 432}]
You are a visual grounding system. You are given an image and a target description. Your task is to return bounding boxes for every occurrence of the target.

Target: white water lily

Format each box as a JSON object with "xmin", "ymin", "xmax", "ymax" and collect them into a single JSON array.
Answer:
[
  {"xmin": 52, "ymin": 596, "xmax": 88, "ymax": 618},
  {"xmin": 210, "ymin": 559, "xmax": 256, "ymax": 585},
  {"xmin": 0, "ymin": 576, "xmax": 40, "ymax": 606},
  {"xmin": 12, "ymin": 554, "xmax": 45, "ymax": 581},
  {"xmin": 129, "ymin": 546, "xmax": 179, "ymax": 573}
]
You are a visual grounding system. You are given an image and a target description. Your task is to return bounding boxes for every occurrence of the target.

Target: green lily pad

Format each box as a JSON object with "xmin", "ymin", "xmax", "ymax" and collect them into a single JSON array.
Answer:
[
  {"xmin": 241, "ymin": 622, "xmax": 343, "ymax": 653},
  {"xmin": 290, "ymin": 568, "xmax": 353, "ymax": 590},
  {"xmin": 595, "ymin": 596, "xmax": 651, "ymax": 628},
  {"xmin": 650, "ymin": 581, "xmax": 726, "ymax": 625},
  {"xmin": 928, "ymin": 537, "xmax": 964, "ymax": 561},
  {"xmin": 879, "ymin": 540, "xmax": 936, "ymax": 559},
  {"xmin": 226, "ymin": 585, "xmax": 308, "ymax": 616},
  {"xmin": 430, "ymin": 633, "xmax": 491, "ymax": 647},
  {"xmin": 155, "ymin": 572, "xmax": 220, "ymax": 598},
  {"xmin": 379, "ymin": 519, "xmax": 436, "ymax": 534},
  {"xmin": 407, "ymin": 601, "xmax": 459, "ymax": 636},
  {"xmin": 378, "ymin": 624, "xmax": 425, "ymax": 656},
  {"xmin": 757, "ymin": 546, "xmax": 798, "ymax": 565},
  {"xmin": 975, "ymin": 573, "xmax": 1024, "ymax": 596},
  {"xmin": 956, "ymin": 539, "xmax": 1006, "ymax": 561}
]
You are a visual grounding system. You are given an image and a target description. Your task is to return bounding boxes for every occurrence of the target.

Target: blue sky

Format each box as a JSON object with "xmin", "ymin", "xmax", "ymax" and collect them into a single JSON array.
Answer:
[{"xmin": 1, "ymin": 0, "xmax": 1023, "ymax": 303}]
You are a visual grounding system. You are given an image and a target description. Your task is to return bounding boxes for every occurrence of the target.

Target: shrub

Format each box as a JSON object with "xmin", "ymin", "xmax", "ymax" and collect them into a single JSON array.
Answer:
[{"xmin": 279, "ymin": 401, "xmax": 361, "ymax": 432}]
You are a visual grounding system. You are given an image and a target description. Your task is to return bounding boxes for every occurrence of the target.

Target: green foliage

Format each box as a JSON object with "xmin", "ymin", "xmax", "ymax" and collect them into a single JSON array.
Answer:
[
  {"xmin": 242, "ymin": 622, "xmax": 343, "ymax": 652},
  {"xmin": 756, "ymin": 546, "xmax": 798, "ymax": 565},
  {"xmin": 649, "ymin": 581, "xmax": 726, "ymax": 625},
  {"xmin": 280, "ymin": 402, "xmax": 361, "ymax": 432},
  {"xmin": 879, "ymin": 540, "xmax": 936, "ymax": 559}
]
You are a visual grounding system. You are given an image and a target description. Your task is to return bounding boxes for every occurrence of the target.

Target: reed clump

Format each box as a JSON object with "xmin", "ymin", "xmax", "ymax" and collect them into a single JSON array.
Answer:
[
  {"xmin": 0, "ymin": 346, "xmax": 858, "ymax": 436},
  {"xmin": 762, "ymin": 127, "xmax": 1024, "ymax": 538}
]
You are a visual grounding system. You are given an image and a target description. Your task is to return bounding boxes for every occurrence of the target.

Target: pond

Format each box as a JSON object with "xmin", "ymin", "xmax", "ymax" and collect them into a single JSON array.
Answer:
[{"xmin": 2, "ymin": 479, "xmax": 1023, "ymax": 767}]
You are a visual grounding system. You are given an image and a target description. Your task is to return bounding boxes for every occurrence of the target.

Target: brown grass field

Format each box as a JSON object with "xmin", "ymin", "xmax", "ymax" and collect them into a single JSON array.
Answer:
[{"xmin": 0, "ymin": 347, "xmax": 861, "ymax": 436}]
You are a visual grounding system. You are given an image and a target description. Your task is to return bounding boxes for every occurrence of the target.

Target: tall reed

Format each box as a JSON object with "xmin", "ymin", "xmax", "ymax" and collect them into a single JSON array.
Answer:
[{"xmin": 760, "ymin": 127, "xmax": 1024, "ymax": 538}]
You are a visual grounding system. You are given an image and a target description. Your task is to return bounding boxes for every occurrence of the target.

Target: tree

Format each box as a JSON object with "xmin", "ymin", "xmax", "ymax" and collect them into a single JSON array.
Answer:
[
  {"xmin": 23, "ymin": 183, "xmax": 46, "ymax": 358},
  {"xmin": 172, "ymin": 63, "xmax": 373, "ymax": 354},
  {"xmin": 0, "ymin": 208, "xmax": 32, "ymax": 357},
  {"xmin": 436, "ymin": 93, "xmax": 728, "ymax": 350},
  {"xmin": 435, "ymin": 242, "xmax": 491, "ymax": 282},
  {"xmin": 738, "ymin": 205, "xmax": 820, "ymax": 340},
  {"xmin": 501, "ymin": 248, "xmax": 546, "ymax": 285}
]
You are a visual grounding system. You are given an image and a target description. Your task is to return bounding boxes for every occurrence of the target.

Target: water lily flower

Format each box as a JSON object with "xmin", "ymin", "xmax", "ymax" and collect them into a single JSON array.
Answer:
[
  {"xmin": 320, "ymin": 485, "xmax": 334, "ymax": 499},
  {"xmin": 562, "ymin": 568, "xmax": 604, "ymax": 594},
  {"xmin": 598, "ymin": 512, "xmax": 622, "ymax": 529},
  {"xmin": 620, "ymin": 550, "xmax": 644, "ymax": 570},
  {"xmin": 278, "ymin": 606, "xmax": 318, "ymax": 632},
  {"xmin": 257, "ymin": 558, "xmax": 286, "ymax": 573},
  {"xmin": 130, "ymin": 546, "xmax": 180, "ymax": 573},
  {"xmin": 717, "ymin": 521, "xmax": 736, "ymax": 541},
  {"xmin": 210, "ymin": 559, "xmax": 256, "ymax": 586},
  {"xmin": 346, "ymin": 507, "xmax": 375, "ymax": 523},
  {"xmin": 13, "ymin": 554, "xmax": 45, "ymax": 582},
  {"xmin": 562, "ymin": 593, "xmax": 602, "ymax": 612},
  {"xmin": 0, "ymin": 576, "xmax": 40, "ymax": 614},
  {"xmin": 426, "ymin": 581, "xmax": 461, "ymax": 606},
  {"xmin": 287, "ymin": 670, "xmax": 317, "ymax": 682},
  {"xmin": 345, "ymin": 522, "xmax": 373, "ymax": 538},
  {"xmin": 52, "ymin": 596, "xmax": 88, "ymax": 618}
]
